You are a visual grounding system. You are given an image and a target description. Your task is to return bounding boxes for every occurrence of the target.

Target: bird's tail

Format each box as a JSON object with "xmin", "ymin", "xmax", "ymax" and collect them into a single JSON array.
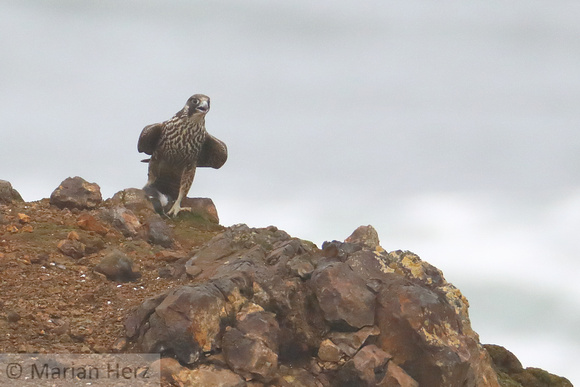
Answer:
[
  {"xmin": 143, "ymin": 185, "xmax": 173, "ymax": 215},
  {"xmin": 143, "ymin": 164, "xmax": 180, "ymax": 215},
  {"xmin": 148, "ymin": 171, "xmax": 180, "ymax": 200}
]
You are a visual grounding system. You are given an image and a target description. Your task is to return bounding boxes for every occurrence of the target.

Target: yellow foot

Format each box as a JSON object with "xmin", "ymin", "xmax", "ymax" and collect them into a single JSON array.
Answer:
[{"xmin": 167, "ymin": 204, "xmax": 192, "ymax": 217}]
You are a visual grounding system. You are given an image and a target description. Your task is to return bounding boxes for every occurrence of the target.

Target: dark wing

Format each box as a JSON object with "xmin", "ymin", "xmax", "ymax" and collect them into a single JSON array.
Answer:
[
  {"xmin": 197, "ymin": 134, "xmax": 228, "ymax": 169},
  {"xmin": 138, "ymin": 123, "xmax": 163, "ymax": 155}
]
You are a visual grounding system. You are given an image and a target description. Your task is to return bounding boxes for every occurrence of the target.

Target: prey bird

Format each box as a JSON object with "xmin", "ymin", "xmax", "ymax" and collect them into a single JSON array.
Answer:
[{"xmin": 138, "ymin": 94, "xmax": 227, "ymax": 216}]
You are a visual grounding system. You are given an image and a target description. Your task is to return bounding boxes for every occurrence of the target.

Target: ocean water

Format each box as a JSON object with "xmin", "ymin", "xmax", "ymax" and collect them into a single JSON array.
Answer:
[{"xmin": 2, "ymin": 0, "xmax": 579, "ymax": 383}]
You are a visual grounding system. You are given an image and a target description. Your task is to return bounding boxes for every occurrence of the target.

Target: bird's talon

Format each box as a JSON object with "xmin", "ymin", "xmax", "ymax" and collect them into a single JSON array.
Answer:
[{"xmin": 167, "ymin": 206, "xmax": 192, "ymax": 217}]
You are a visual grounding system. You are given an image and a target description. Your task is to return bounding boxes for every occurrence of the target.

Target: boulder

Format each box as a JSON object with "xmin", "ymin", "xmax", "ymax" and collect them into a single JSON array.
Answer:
[
  {"xmin": 56, "ymin": 230, "xmax": 103, "ymax": 258},
  {"xmin": 94, "ymin": 250, "xmax": 140, "ymax": 282},
  {"xmin": 344, "ymin": 224, "xmax": 381, "ymax": 249},
  {"xmin": 222, "ymin": 307, "xmax": 281, "ymax": 382},
  {"xmin": 57, "ymin": 239, "xmax": 85, "ymax": 259},
  {"xmin": 223, "ymin": 326, "xmax": 278, "ymax": 382},
  {"xmin": 236, "ymin": 308, "xmax": 280, "ymax": 353},
  {"xmin": 310, "ymin": 262, "xmax": 375, "ymax": 329},
  {"xmin": 0, "ymin": 180, "xmax": 24, "ymax": 204},
  {"xmin": 107, "ymin": 188, "xmax": 155, "ymax": 215},
  {"xmin": 49, "ymin": 176, "xmax": 102, "ymax": 210},
  {"xmin": 77, "ymin": 213, "xmax": 109, "ymax": 235},
  {"xmin": 485, "ymin": 344, "xmax": 572, "ymax": 387},
  {"xmin": 375, "ymin": 274, "xmax": 494, "ymax": 387},
  {"xmin": 318, "ymin": 339, "xmax": 344, "ymax": 362},
  {"xmin": 180, "ymin": 197, "xmax": 220, "ymax": 223},
  {"xmin": 100, "ymin": 206, "xmax": 142, "ymax": 237},
  {"xmin": 484, "ymin": 344, "xmax": 524, "ymax": 375},
  {"xmin": 136, "ymin": 282, "xmax": 235, "ymax": 364},
  {"xmin": 146, "ymin": 214, "xmax": 174, "ymax": 247}
]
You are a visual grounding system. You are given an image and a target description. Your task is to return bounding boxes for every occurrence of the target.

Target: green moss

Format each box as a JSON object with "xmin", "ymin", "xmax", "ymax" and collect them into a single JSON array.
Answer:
[
  {"xmin": 170, "ymin": 214, "xmax": 224, "ymax": 250},
  {"xmin": 172, "ymin": 211, "xmax": 222, "ymax": 229},
  {"xmin": 12, "ymin": 222, "xmax": 76, "ymax": 244},
  {"xmin": 122, "ymin": 239, "xmax": 160, "ymax": 257},
  {"xmin": 496, "ymin": 372, "xmax": 522, "ymax": 387},
  {"xmin": 513, "ymin": 368, "xmax": 573, "ymax": 387},
  {"xmin": 298, "ymin": 239, "xmax": 318, "ymax": 252}
]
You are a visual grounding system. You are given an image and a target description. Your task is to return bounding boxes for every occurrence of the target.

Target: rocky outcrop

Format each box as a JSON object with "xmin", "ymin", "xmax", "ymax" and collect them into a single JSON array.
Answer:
[
  {"xmin": 49, "ymin": 183, "xmax": 219, "ymax": 252},
  {"xmin": 125, "ymin": 224, "xmax": 499, "ymax": 386},
  {"xmin": 0, "ymin": 178, "xmax": 572, "ymax": 387}
]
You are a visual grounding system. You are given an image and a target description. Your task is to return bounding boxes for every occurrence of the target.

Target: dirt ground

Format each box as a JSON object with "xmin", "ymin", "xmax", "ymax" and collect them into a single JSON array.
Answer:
[{"xmin": 0, "ymin": 199, "xmax": 222, "ymax": 355}]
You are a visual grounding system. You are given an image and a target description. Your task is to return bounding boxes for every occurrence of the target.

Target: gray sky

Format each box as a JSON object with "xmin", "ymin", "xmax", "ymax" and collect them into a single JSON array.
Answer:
[{"xmin": 3, "ymin": 0, "xmax": 580, "ymax": 202}]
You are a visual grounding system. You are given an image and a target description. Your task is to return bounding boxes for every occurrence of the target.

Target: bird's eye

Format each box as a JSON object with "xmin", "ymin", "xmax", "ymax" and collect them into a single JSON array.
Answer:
[{"xmin": 190, "ymin": 98, "xmax": 198, "ymax": 105}]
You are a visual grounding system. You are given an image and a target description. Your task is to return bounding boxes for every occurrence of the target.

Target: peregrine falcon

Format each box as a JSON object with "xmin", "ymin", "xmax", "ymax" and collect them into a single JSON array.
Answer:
[{"xmin": 138, "ymin": 94, "xmax": 227, "ymax": 216}]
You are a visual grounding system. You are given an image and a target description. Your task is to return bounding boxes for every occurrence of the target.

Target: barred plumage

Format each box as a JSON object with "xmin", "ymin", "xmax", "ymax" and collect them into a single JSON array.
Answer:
[{"xmin": 137, "ymin": 94, "xmax": 227, "ymax": 216}]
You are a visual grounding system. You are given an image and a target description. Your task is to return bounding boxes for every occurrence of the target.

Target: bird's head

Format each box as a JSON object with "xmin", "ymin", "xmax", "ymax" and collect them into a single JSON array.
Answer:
[{"xmin": 183, "ymin": 94, "xmax": 210, "ymax": 118}]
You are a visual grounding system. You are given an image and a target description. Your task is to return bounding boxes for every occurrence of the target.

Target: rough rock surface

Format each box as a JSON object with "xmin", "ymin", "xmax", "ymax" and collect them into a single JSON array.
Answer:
[
  {"xmin": 0, "ymin": 180, "xmax": 24, "ymax": 204},
  {"xmin": 100, "ymin": 206, "xmax": 143, "ymax": 237},
  {"xmin": 124, "ymin": 225, "xmax": 504, "ymax": 386},
  {"xmin": 181, "ymin": 197, "xmax": 220, "ymax": 224},
  {"xmin": 107, "ymin": 187, "xmax": 156, "ymax": 215},
  {"xmin": 146, "ymin": 214, "xmax": 174, "ymax": 247},
  {"xmin": 49, "ymin": 176, "xmax": 103, "ymax": 210},
  {"xmin": 176, "ymin": 364, "xmax": 246, "ymax": 386},
  {"xmin": 0, "ymin": 179, "xmax": 572, "ymax": 387},
  {"xmin": 94, "ymin": 249, "xmax": 141, "ymax": 282},
  {"xmin": 485, "ymin": 345, "xmax": 572, "ymax": 387},
  {"xmin": 311, "ymin": 261, "xmax": 376, "ymax": 329}
]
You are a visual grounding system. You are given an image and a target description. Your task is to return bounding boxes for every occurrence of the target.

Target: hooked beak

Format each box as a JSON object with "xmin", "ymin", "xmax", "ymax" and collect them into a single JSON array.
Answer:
[{"xmin": 195, "ymin": 100, "xmax": 209, "ymax": 113}]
